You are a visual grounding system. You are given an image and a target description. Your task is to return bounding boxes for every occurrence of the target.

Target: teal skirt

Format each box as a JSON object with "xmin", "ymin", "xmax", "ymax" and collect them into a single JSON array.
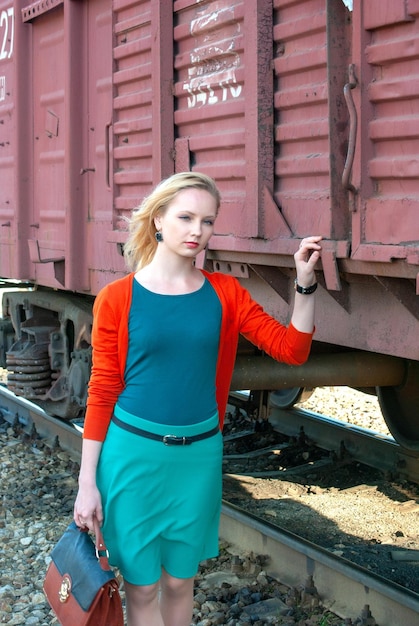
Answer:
[{"xmin": 96, "ymin": 405, "xmax": 223, "ymax": 585}]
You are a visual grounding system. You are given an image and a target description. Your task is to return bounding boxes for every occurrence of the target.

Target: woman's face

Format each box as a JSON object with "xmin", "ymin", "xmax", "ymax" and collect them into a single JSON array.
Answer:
[{"xmin": 154, "ymin": 188, "xmax": 218, "ymax": 259}]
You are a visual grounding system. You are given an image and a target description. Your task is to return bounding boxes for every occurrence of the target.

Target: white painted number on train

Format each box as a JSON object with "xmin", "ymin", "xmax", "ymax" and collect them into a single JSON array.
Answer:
[
  {"xmin": 0, "ymin": 76, "xmax": 5, "ymax": 101},
  {"xmin": 183, "ymin": 70, "xmax": 242, "ymax": 109},
  {"xmin": 0, "ymin": 7, "xmax": 14, "ymax": 61}
]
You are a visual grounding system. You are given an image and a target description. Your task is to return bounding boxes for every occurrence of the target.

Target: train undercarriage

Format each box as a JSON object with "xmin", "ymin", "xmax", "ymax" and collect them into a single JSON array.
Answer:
[{"xmin": 0, "ymin": 286, "xmax": 418, "ymax": 452}]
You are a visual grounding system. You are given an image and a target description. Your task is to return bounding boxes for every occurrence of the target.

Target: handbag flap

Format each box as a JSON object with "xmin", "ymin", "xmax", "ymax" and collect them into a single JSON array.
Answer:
[{"xmin": 50, "ymin": 521, "xmax": 116, "ymax": 611}]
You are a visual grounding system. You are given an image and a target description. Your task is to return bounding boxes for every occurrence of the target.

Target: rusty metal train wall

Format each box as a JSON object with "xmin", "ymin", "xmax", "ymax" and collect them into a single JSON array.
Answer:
[{"xmin": 0, "ymin": 0, "xmax": 418, "ymax": 447}]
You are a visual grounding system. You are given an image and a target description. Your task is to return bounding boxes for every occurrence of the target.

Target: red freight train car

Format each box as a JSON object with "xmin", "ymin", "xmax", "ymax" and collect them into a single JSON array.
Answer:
[{"xmin": 0, "ymin": 0, "xmax": 418, "ymax": 448}]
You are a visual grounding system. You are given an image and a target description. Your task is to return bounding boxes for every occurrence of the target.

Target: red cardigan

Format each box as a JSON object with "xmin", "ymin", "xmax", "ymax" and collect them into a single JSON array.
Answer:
[{"xmin": 83, "ymin": 271, "xmax": 314, "ymax": 441}]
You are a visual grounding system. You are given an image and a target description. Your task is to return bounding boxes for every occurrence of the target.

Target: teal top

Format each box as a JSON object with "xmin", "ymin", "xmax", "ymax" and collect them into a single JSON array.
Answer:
[{"xmin": 118, "ymin": 277, "xmax": 222, "ymax": 425}]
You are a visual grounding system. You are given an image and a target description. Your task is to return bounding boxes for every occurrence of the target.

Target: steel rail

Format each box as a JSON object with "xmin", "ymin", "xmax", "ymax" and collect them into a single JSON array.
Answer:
[
  {"xmin": 268, "ymin": 405, "xmax": 419, "ymax": 483},
  {"xmin": 220, "ymin": 502, "xmax": 419, "ymax": 626},
  {"xmin": 0, "ymin": 385, "xmax": 82, "ymax": 459}
]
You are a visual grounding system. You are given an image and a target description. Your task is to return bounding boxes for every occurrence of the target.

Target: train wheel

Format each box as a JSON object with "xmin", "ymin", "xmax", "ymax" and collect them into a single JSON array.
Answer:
[
  {"xmin": 269, "ymin": 387, "xmax": 314, "ymax": 409},
  {"xmin": 377, "ymin": 359, "xmax": 419, "ymax": 451}
]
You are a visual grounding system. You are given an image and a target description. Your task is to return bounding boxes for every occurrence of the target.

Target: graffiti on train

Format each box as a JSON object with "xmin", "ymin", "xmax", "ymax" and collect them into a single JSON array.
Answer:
[{"xmin": 184, "ymin": 8, "xmax": 242, "ymax": 108}]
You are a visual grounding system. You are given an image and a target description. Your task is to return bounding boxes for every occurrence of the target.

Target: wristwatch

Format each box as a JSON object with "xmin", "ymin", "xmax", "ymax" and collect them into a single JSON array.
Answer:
[{"xmin": 294, "ymin": 279, "xmax": 318, "ymax": 295}]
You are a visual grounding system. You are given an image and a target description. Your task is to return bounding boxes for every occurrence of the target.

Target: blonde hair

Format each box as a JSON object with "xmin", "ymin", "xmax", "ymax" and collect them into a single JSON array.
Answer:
[{"xmin": 123, "ymin": 172, "xmax": 221, "ymax": 271}]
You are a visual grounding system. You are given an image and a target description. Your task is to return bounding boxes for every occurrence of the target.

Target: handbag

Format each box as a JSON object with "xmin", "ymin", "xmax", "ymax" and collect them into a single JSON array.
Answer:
[{"xmin": 43, "ymin": 518, "xmax": 124, "ymax": 626}]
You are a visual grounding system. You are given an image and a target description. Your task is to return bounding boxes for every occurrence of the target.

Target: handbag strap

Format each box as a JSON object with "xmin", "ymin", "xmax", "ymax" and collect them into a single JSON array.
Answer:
[{"xmin": 93, "ymin": 517, "xmax": 112, "ymax": 572}]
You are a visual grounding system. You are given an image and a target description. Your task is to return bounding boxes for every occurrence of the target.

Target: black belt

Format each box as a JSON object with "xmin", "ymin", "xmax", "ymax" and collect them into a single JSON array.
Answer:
[{"xmin": 111, "ymin": 414, "xmax": 219, "ymax": 445}]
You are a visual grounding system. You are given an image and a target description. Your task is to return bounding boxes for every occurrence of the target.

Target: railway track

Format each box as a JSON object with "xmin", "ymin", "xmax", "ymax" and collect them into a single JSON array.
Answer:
[
  {"xmin": 243, "ymin": 403, "xmax": 419, "ymax": 484},
  {"xmin": 1, "ymin": 384, "xmax": 417, "ymax": 484},
  {"xmin": 220, "ymin": 503, "xmax": 419, "ymax": 626},
  {"xmin": 228, "ymin": 390, "xmax": 419, "ymax": 484},
  {"xmin": 1, "ymin": 384, "xmax": 418, "ymax": 625}
]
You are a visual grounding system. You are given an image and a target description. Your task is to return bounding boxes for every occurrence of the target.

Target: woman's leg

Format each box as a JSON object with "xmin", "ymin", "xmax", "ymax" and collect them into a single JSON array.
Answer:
[
  {"xmin": 124, "ymin": 580, "xmax": 164, "ymax": 626},
  {"xmin": 124, "ymin": 573, "xmax": 194, "ymax": 626},
  {"xmin": 159, "ymin": 569, "xmax": 195, "ymax": 626}
]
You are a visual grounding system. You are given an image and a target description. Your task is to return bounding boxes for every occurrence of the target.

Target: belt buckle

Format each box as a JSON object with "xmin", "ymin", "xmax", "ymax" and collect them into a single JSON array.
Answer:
[{"xmin": 163, "ymin": 434, "xmax": 187, "ymax": 446}]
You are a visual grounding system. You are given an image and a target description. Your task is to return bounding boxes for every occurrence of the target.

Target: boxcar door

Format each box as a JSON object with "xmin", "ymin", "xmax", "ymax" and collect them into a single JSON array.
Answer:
[
  {"xmin": 25, "ymin": 2, "xmax": 67, "ymax": 288},
  {"xmin": 19, "ymin": 0, "xmax": 114, "ymax": 293},
  {"xmin": 0, "ymin": 1, "xmax": 16, "ymax": 280}
]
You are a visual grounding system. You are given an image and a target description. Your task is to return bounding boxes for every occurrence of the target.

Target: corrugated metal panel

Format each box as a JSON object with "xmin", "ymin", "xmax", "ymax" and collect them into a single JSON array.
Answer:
[
  {"xmin": 364, "ymin": 0, "xmax": 410, "ymax": 30},
  {"xmin": 174, "ymin": 0, "xmax": 248, "ymax": 237},
  {"xmin": 273, "ymin": 0, "xmax": 331, "ymax": 237},
  {"xmin": 173, "ymin": 0, "xmax": 274, "ymax": 240},
  {"xmin": 110, "ymin": 0, "xmax": 174, "ymax": 230},
  {"xmin": 84, "ymin": 0, "xmax": 116, "ymax": 292},
  {"xmin": 351, "ymin": 3, "xmax": 419, "ymax": 264}
]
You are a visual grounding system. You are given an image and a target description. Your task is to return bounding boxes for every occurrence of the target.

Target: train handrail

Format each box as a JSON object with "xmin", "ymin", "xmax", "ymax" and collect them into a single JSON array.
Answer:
[{"xmin": 342, "ymin": 63, "xmax": 358, "ymax": 201}]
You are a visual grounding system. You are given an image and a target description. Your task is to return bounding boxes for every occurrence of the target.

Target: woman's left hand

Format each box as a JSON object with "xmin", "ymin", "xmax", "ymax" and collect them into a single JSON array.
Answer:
[{"xmin": 294, "ymin": 236, "xmax": 322, "ymax": 287}]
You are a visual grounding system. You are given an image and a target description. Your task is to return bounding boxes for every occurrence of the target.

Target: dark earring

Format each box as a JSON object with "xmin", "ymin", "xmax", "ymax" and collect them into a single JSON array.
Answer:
[{"xmin": 155, "ymin": 231, "xmax": 163, "ymax": 243}]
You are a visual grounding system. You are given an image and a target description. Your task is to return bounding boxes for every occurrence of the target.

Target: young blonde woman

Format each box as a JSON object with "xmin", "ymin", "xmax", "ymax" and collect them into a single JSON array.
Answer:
[{"xmin": 74, "ymin": 172, "xmax": 322, "ymax": 626}]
